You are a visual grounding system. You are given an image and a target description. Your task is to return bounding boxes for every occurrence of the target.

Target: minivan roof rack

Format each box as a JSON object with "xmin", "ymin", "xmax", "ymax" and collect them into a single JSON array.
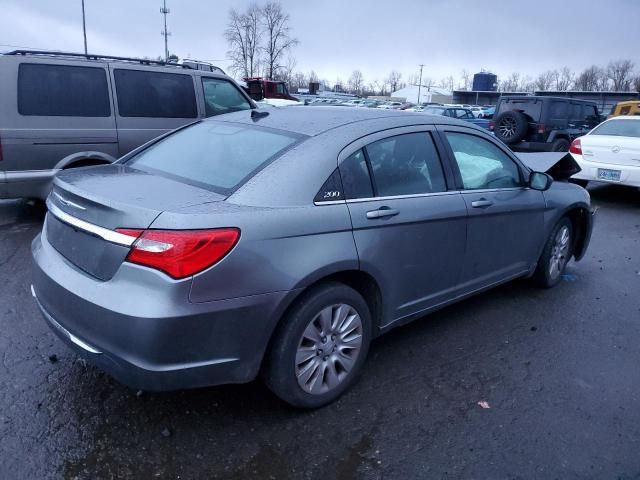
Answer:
[{"xmin": 3, "ymin": 50, "xmax": 225, "ymax": 74}]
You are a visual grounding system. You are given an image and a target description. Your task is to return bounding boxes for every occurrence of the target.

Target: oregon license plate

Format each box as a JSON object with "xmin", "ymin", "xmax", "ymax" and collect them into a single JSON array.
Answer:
[{"xmin": 597, "ymin": 168, "xmax": 621, "ymax": 181}]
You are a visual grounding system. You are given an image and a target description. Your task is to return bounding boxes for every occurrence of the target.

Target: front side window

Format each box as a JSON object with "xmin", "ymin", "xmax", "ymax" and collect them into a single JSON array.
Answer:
[
  {"xmin": 365, "ymin": 133, "xmax": 447, "ymax": 196},
  {"xmin": 446, "ymin": 132, "xmax": 522, "ymax": 190},
  {"xmin": 18, "ymin": 63, "xmax": 110, "ymax": 117},
  {"xmin": 126, "ymin": 122, "xmax": 299, "ymax": 193},
  {"xmin": 114, "ymin": 69, "xmax": 197, "ymax": 118},
  {"xmin": 202, "ymin": 77, "xmax": 251, "ymax": 117}
]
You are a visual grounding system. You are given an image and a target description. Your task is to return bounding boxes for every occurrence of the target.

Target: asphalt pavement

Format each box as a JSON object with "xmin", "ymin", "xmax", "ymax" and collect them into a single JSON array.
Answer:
[{"xmin": 1, "ymin": 184, "xmax": 639, "ymax": 479}]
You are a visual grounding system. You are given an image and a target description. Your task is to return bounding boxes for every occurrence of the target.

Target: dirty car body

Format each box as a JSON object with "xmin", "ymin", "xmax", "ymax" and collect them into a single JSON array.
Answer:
[{"xmin": 31, "ymin": 107, "xmax": 594, "ymax": 406}]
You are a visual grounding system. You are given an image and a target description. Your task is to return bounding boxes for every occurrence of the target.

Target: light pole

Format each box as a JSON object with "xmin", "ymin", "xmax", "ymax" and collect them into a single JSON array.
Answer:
[
  {"xmin": 81, "ymin": 0, "xmax": 88, "ymax": 55},
  {"xmin": 160, "ymin": 0, "xmax": 171, "ymax": 61},
  {"xmin": 417, "ymin": 64, "xmax": 424, "ymax": 105}
]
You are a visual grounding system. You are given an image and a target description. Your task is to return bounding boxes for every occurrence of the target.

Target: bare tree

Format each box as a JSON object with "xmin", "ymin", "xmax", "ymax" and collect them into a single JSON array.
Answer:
[
  {"xmin": 291, "ymin": 71, "xmax": 307, "ymax": 92},
  {"xmin": 387, "ymin": 70, "xmax": 402, "ymax": 93},
  {"xmin": 574, "ymin": 66, "xmax": 601, "ymax": 91},
  {"xmin": 607, "ymin": 59, "xmax": 634, "ymax": 91},
  {"xmin": 460, "ymin": 69, "xmax": 472, "ymax": 90},
  {"xmin": 551, "ymin": 67, "xmax": 574, "ymax": 91},
  {"xmin": 308, "ymin": 70, "xmax": 319, "ymax": 83},
  {"xmin": 406, "ymin": 73, "xmax": 420, "ymax": 86},
  {"xmin": 261, "ymin": 2, "xmax": 299, "ymax": 80},
  {"xmin": 633, "ymin": 76, "xmax": 640, "ymax": 93},
  {"xmin": 348, "ymin": 70, "xmax": 364, "ymax": 95},
  {"xmin": 225, "ymin": 4, "xmax": 261, "ymax": 78},
  {"xmin": 535, "ymin": 70, "xmax": 555, "ymax": 91}
]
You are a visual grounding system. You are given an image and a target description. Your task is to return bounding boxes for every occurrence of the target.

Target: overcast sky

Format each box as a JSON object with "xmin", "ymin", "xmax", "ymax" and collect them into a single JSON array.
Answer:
[{"xmin": 1, "ymin": 0, "xmax": 639, "ymax": 85}]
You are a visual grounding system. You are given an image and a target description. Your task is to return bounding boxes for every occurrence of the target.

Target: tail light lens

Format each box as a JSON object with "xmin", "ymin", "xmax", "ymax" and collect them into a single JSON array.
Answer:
[
  {"xmin": 115, "ymin": 228, "xmax": 240, "ymax": 279},
  {"xmin": 537, "ymin": 123, "xmax": 546, "ymax": 134},
  {"xmin": 489, "ymin": 121, "xmax": 495, "ymax": 131},
  {"xmin": 569, "ymin": 138, "xmax": 582, "ymax": 155}
]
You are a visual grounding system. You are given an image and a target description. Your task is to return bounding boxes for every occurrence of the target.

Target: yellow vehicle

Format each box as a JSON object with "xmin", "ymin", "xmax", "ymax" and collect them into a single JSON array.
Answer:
[{"xmin": 608, "ymin": 100, "xmax": 640, "ymax": 119}]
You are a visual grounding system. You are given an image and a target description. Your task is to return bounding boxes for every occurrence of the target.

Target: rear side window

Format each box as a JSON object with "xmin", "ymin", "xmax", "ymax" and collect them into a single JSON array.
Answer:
[
  {"xmin": 114, "ymin": 69, "xmax": 197, "ymax": 118},
  {"xmin": 365, "ymin": 133, "xmax": 447, "ymax": 196},
  {"xmin": 340, "ymin": 149, "xmax": 374, "ymax": 199},
  {"xmin": 18, "ymin": 63, "xmax": 110, "ymax": 117},
  {"xmin": 126, "ymin": 122, "xmax": 299, "ymax": 193},
  {"xmin": 549, "ymin": 101, "xmax": 568, "ymax": 121},
  {"xmin": 569, "ymin": 104, "xmax": 583, "ymax": 122},
  {"xmin": 202, "ymin": 78, "xmax": 251, "ymax": 117}
]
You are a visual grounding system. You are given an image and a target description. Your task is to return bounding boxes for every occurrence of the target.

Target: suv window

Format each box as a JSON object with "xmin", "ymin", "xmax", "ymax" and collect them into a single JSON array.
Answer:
[
  {"xmin": 340, "ymin": 149, "xmax": 374, "ymax": 199},
  {"xmin": 549, "ymin": 101, "xmax": 568, "ymax": 121},
  {"xmin": 569, "ymin": 103, "xmax": 583, "ymax": 122},
  {"xmin": 114, "ymin": 69, "xmax": 197, "ymax": 118},
  {"xmin": 18, "ymin": 63, "xmax": 110, "ymax": 117},
  {"xmin": 498, "ymin": 99, "xmax": 541, "ymax": 121},
  {"xmin": 126, "ymin": 122, "xmax": 299, "ymax": 193},
  {"xmin": 584, "ymin": 105, "xmax": 598, "ymax": 122},
  {"xmin": 365, "ymin": 133, "xmax": 446, "ymax": 196},
  {"xmin": 202, "ymin": 77, "xmax": 251, "ymax": 117},
  {"xmin": 446, "ymin": 132, "xmax": 522, "ymax": 190}
]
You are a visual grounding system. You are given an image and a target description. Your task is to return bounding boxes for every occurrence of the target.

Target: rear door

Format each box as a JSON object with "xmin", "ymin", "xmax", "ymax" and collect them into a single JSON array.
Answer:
[
  {"xmin": 110, "ymin": 65, "xmax": 199, "ymax": 155},
  {"xmin": 438, "ymin": 125, "xmax": 545, "ymax": 291},
  {"xmin": 341, "ymin": 127, "xmax": 467, "ymax": 325},
  {"xmin": 2, "ymin": 58, "xmax": 117, "ymax": 174}
]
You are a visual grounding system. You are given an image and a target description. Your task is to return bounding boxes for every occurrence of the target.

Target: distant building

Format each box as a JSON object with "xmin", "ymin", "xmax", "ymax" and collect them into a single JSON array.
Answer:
[
  {"xmin": 472, "ymin": 72, "xmax": 498, "ymax": 91},
  {"xmin": 391, "ymin": 85, "xmax": 452, "ymax": 104}
]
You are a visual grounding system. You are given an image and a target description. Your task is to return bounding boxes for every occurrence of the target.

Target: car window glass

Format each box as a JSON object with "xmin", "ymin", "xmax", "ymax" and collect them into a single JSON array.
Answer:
[
  {"xmin": 365, "ymin": 133, "xmax": 446, "ymax": 196},
  {"xmin": 446, "ymin": 132, "xmax": 522, "ymax": 190},
  {"xmin": 498, "ymin": 100, "xmax": 541, "ymax": 121},
  {"xmin": 569, "ymin": 104, "xmax": 583, "ymax": 122},
  {"xmin": 202, "ymin": 78, "xmax": 251, "ymax": 117},
  {"xmin": 339, "ymin": 149, "xmax": 374, "ymax": 199},
  {"xmin": 18, "ymin": 63, "xmax": 110, "ymax": 117},
  {"xmin": 549, "ymin": 101, "xmax": 568, "ymax": 121},
  {"xmin": 591, "ymin": 120, "xmax": 640, "ymax": 137},
  {"xmin": 127, "ymin": 122, "xmax": 299, "ymax": 193},
  {"xmin": 114, "ymin": 69, "xmax": 197, "ymax": 118}
]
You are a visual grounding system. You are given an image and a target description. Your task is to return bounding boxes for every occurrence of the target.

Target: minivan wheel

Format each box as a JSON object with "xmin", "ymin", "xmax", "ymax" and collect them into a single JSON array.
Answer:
[
  {"xmin": 264, "ymin": 282, "xmax": 372, "ymax": 408},
  {"xmin": 533, "ymin": 217, "xmax": 573, "ymax": 288}
]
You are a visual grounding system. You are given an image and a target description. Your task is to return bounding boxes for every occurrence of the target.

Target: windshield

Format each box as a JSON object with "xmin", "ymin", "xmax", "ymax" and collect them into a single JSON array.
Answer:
[
  {"xmin": 591, "ymin": 119, "xmax": 640, "ymax": 138},
  {"xmin": 126, "ymin": 122, "xmax": 301, "ymax": 194}
]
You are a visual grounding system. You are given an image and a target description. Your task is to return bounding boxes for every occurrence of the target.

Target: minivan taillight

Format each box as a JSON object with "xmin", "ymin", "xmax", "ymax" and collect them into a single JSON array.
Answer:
[
  {"xmin": 115, "ymin": 228, "xmax": 240, "ymax": 279},
  {"xmin": 569, "ymin": 138, "xmax": 582, "ymax": 155}
]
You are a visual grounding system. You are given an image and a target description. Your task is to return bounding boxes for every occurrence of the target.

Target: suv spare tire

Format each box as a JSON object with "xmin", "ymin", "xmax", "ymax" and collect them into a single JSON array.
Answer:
[{"xmin": 494, "ymin": 111, "xmax": 528, "ymax": 144}]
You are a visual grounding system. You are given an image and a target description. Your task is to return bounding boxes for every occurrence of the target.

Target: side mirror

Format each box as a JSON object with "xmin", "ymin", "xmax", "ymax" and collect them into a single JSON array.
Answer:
[{"xmin": 529, "ymin": 171, "xmax": 553, "ymax": 191}]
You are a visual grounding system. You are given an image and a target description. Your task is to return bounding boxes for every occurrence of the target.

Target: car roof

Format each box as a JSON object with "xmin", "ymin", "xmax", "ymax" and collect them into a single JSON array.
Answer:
[{"xmin": 211, "ymin": 106, "xmax": 468, "ymax": 136}]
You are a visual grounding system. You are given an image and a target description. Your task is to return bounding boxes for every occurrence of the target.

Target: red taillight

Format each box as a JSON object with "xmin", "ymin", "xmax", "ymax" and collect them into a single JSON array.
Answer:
[
  {"xmin": 569, "ymin": 138, "xmax": 582, "ymax": 155},
  {"xmin": 115, "ymin": 228, "xmax": 240, "ymax": 279},
  {"xmin": 537, "ymin": 123, "xmax": 546, "ymax": 134},
  {"xmin": 489, "ymin": 121, "xmax": 495, "ymax": 130}
]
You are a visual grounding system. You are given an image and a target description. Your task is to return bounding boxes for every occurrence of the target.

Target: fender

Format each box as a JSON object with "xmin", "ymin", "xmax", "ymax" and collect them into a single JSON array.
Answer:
[{"xmin": 54, "ymin": 151, "xmax": 118, "ymax": 170}]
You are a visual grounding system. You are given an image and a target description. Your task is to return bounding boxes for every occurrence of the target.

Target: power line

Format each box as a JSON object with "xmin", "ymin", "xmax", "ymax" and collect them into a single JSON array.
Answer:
[{"xmin": 160, "ymin": 0, "xmax": 171, "ymax": 61}]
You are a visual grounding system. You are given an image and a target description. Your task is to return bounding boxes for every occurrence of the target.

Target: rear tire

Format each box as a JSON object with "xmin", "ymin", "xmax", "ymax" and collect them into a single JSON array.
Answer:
[
  {"xmin": 264, "ymin": 282, "xmax": 372, "ymax": 409},
  {"xmin": 551, "ymin": 138, "xmax": 570, "ymax": 152},
  {"xmin": 494, "ymin": 111, "xmax": 528, "ymax": 144},
  {"xmin": 533, "ymin": 217, "xmax": 573, "ymax": 288}
]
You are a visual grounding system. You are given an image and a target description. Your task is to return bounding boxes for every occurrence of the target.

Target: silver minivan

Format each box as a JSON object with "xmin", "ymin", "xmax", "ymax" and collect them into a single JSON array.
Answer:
[{"xmin": 0, "ymin": 50, "xmax": 255, "ymax": 199}]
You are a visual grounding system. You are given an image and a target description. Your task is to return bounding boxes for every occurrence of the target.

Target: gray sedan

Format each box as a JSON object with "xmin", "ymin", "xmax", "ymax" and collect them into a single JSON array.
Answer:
[{"xmin": 31, "ymin": 107, "xmax": 594, "ymax": 408}]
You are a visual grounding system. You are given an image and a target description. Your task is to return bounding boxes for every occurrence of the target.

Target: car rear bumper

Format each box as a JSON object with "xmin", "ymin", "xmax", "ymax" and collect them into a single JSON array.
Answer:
[
  {"xmin": 571, "ymin": 154, "xmax": 640, "ymax": 187},
  {"xmin": 0, "ymin": 169, "xmax": 58, "ymax": 200},
  {"xmin": 31, "ymin": 228, "xmax": 290, "ymax": 391}
]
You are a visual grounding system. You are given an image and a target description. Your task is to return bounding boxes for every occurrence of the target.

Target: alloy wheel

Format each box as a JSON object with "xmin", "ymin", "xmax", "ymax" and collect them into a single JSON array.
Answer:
[
  {"xmin": 549, "ymin": 225, "xmax": 571, "ymax": 279},
  {"xmin": 498, "ymin": 117, "xmax": 517, "ymax": 138}
]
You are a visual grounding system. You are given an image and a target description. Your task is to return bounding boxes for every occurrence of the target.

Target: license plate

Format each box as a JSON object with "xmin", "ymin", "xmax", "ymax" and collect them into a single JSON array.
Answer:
[{"xmin": 597, "ymin": 168, "xmax": 621, "ymax": 181}]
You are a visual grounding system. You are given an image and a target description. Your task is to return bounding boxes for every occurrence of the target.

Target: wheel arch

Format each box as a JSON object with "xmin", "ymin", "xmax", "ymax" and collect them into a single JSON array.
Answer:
[{"xmin": 54, "ymin": 151, "xmax": 117, "ymax": 170}]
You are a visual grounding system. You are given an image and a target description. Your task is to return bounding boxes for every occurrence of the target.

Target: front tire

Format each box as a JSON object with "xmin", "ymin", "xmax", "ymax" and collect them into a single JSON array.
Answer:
[
  {"xmin": 534, "ymin": 218, "xmax": 573, "ymax": 288},
  {"xmin": 264, "ymin": 282, "xmax": 372, "ymax": 408},
  {"xmin": 551, "ymin": 138, "xmax": 570, "ymax": 152}
]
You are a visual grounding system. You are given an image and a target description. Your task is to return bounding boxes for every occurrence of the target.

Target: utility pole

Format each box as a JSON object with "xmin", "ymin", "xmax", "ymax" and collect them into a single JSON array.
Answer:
[
  {"xmin": 160, "ymin": 0, "xmax": 171, "ymax": 61},
  {"xmin": 417, "ymin": 64, "xmax": 424, "ymax": 105},
  {"xmin": 81, "ymin": 0, "xmax": 88, "ymax": 55}
]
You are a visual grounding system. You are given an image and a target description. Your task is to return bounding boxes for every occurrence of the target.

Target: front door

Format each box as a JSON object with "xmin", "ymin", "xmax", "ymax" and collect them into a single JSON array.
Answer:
[
  {"xmin": 439, "ymin": 127, "xmax": 546, "ymax": 292},
  {"xmin": 340, "ymin": 128, "xmax": 467, "ymax": 325}
]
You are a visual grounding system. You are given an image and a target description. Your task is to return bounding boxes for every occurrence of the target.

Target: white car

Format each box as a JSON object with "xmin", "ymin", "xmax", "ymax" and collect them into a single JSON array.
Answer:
[
  {"xmin": 468, "ymin": 106, "xmax": 485, "ymax": 118},
  {"xmin": 570, "ymin": 116, "xmax": 640, "ymax": 188},
  {"xmin": 376, "ymin": 101, "xmax": 403, "ymax": 110}
]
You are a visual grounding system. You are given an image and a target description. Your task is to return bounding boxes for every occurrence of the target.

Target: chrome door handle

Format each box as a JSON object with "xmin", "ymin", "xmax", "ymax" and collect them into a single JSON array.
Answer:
[
  {"xmin": 366, "ymin": 207, "xmax": 399, "ymax": 219},
  {"xmin": 471, "ymin": 199, "xmax": 493, "ymax": 208}
]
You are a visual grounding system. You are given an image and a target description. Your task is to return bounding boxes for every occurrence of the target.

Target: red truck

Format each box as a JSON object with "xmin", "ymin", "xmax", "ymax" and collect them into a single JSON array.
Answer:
[{"xmin": 243, "ymin": 78, "xmax": 299, "ymax": 102}]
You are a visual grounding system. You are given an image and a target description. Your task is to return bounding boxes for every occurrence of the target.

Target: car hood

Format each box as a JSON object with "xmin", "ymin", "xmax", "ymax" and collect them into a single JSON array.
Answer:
[{"xmin": 515, "ymin": 152, "xmax": 581, "ymax": 180}]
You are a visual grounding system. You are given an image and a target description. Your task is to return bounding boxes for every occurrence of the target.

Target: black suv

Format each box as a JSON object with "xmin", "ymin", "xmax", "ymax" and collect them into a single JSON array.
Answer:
[{"xmin": 491, "ymin": 96, "xmax": 600, "ymax": 152}]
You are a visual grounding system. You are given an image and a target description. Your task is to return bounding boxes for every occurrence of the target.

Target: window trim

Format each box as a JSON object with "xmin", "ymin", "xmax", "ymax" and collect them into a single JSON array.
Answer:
[
  {"xmin": 436, "ymin": 125, "xmax": 529, "ymax": 191},
  {"xmin": 17, "ymin": 62, "xmax": 111, "ymax": 117}
]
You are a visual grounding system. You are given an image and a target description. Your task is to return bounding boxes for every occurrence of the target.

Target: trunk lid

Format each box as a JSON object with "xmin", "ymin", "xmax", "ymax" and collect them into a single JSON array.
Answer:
[
  {"xmin": 46, "ymin": 164, "xmax": 224, "ymax": 280},
  {"xmin": 580, "ymin": 135, "xmax": 640, "ymax": 167}
]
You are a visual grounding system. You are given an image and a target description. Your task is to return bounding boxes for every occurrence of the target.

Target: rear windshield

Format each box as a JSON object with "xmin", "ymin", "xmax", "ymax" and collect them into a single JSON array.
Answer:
[
  {"xmin": 497, "ymin": 99, "xmax": 542, "ymax": 121},
  {"xmin": 591, "ymin": 119, "xmax": 640, "ymax": 138},
  {"xmin": 126, "ymin": 122, "xmax": 301, "ymax": 194}
]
